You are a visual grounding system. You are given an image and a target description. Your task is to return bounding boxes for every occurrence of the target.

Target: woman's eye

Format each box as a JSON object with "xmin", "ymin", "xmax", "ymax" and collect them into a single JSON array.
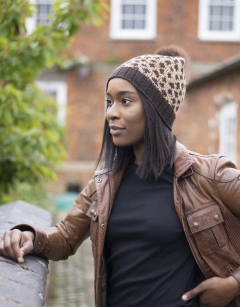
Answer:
[
  {"xmin": 106, "ymin": 99, "xmax": 113, "ymax": 107},
  {"xmin": 122, "ymin": 98, "xmax": 131, "ymax": 105}
]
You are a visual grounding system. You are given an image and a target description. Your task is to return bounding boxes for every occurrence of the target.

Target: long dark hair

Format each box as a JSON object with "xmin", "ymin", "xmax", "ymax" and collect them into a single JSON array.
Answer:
[{"xmin": 96, "ymin": 90, "xmax": 176, "ymax": 180}]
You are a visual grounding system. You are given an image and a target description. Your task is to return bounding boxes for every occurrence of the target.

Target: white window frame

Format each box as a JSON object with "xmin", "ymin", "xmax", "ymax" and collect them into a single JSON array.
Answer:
[
  {"xmin": 219, "ymin": 101, "xmax": 238, "ymax": 164},
  {"xmin": 198, "ymin": 0, "xmax": 240, "ymax": 42},
  {"xmin": 35, "ymin": 81, "xmax": 67, "ymax": 126},
  {"xmin": 26, "ymin": 0, "xmax": 37, "ymax": 34},
  {"xmin": 110, "ymin": 0, "xmax": 157, "ymax": 40},
  {"xmin": 25, "ymin": 0, "xmax": 53, "ymax": 34}
]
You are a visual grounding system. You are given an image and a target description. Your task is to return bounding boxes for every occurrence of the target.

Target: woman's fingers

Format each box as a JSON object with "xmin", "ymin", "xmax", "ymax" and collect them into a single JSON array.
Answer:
[
  {"xmin": 8, "ymin": 229, "xmax": 23, "ymax": 261},
  {"xmin": 183, "ymin": 277, "xmax": 240, "ymax": 307},
  {"xmin": 182, "ymin": 282, "xmax": 204, "ymax": 301},
  {"xmin": 11, "ymin": 229, "xmax": 26, "ymax": 262},
  {"xmin": 2, "ymin": 231, "xmax": 15, "ymax": 259},
  {"xmin": 0, "ymin": 230, "xmax": 18, "ymax": 260},
  {"xmin": 20, "ymin": 231, "xmax": 34, "ymax": 258},
  {"xmin": 0, "ymin": 230, "xmax": 34, "ymax": 263}
]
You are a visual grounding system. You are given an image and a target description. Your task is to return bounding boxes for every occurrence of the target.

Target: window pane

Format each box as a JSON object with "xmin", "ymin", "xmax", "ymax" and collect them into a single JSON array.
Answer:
[
  {"xmin": 122, "ymin": 19, "xmax": 134, "ymax": 29},
  {"xmin": 209, "ymin": 5, "xmax": 213, "ymax": 15},
  {"xmin": 47, "ymin": 90, "xmax": 57, "ymax": 97},
  {"xmin": 121, "ymin": 2, "xmax": 147, "ymax": 30},
  {"xmin": 36, "ymin": 4, "xmax": 52, "ymax": 24},
  {"xmin": 208, "ymin": 2, "xmax": 235, "ymax": 32},
  {"xmin": 211, "ymin": 20, "xmax": 221, "ymax": 30},
  {"xmin": 134, "ymin": 5, "xmax": 146, "ymax": 14},
  {"xmin": 134, "ymin": 19, "xmax": 145, "ymax": 29},
  {"xmin": 219, "ymin": 102, "xmax": 237, "ymax": 163},
  {"xmin": 229, "ymin": 118, "xmax": 235, "ymax": 135},
  {"xmin": 37, "ymin": 0, "xmax": 52, "ymax": 4},
  {"xmin": 122, "ymin": 5, "xmax": 134, "ymax": 14},
  {"xmin": 212, "ymin": 6, "xmax": 221, "ymax": 15},
  {"xmin": 122, "ymin": 0, "xmax": 146, "ymax": 4},
  {"xmin": 39, "ymin": 4, "xmax": 48, "ymax": 13},
  {"xmin": 210, "ymin": 0, "xmax": 234, "ymax": 2},
  {"xmin": 223, "ymin": 6, "xmax": 233, "ymax": 17},
  {"xmin": 222, "ymin": 21, "xmax": 232, "ymax": 30}
]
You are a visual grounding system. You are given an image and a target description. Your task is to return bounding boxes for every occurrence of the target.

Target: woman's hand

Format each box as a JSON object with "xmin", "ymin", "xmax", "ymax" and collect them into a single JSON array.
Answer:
[
  {"xmin": 182, "ymin": 276, "xmax": 240, "ymax": 307},
  {"xmin": 0, "ymin": 229, "xmax": 35, "ymax": 263}
]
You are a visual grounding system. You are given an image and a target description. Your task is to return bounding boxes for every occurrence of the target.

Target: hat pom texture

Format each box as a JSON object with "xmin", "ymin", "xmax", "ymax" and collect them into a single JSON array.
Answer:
[{"xmin": 107, "ymin": 46, "xmax": 187, "ymax": 129}]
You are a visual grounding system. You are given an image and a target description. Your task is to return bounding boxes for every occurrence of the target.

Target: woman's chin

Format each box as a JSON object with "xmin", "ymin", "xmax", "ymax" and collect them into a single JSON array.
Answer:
[
  {"xmin": 113, "ymin": 142, "xmax": 128, "ymax": 147},
  {"xmin": 112, "ymin": 139, "xmax": 131, "ymax": 147}
]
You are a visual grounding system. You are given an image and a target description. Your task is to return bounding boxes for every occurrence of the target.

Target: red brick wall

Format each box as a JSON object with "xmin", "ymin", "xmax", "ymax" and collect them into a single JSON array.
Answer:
[
  {"xmin": 68, "ymin": 0, "xmax": 240, "ymax": 63},
  {"xmin": 48, "ymin": 166, "xmax": 94, "ymax": 194},
  {"xmin": 66, "ymin": 67, "xmax": 111, "ymax": 161},
  {"xmin": 173, "ymin": 70, "xmax": 240, "ymax": 167}
]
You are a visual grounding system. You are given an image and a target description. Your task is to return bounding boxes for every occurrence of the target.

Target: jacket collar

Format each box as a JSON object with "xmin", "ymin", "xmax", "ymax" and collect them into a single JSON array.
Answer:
[{"xmin": 174, "ymin": 142, "xmax": 194, "ymax": 178}]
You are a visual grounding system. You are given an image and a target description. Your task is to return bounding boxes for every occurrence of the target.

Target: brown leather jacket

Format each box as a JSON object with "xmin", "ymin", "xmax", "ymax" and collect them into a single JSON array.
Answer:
[{"xmin": 24, "ymin": 142, "xmax": 240, "ymax": 307}]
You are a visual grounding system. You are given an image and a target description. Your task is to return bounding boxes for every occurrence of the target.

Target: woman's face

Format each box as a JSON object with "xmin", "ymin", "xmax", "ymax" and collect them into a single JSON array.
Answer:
[{"xmin": 106, "ymin": 78, "xmax": 145, "ymax": 149}]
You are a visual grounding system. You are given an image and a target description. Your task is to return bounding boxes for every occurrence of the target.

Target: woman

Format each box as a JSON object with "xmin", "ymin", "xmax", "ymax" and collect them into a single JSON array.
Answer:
[{"xmin": 1, "ymin": 46, "xmax": 240, "ymax": 307}]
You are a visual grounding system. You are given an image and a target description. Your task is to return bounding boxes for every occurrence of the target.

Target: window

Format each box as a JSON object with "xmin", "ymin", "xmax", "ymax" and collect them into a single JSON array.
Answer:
[
  {"xmin": 26, "ymin": 0, "xmax": 53, "ymax": 34},
  {"xmin": 219, "ymin": 102, "xmax": 238, "ymax": 164},
  {"xmin": 35, "ymin": 81, "xmax": 67, "ymax": 126},
  {"xmin": 36, "ymin": 0, "xmax": 53, "ymax": 25},
  {"xmin": 198, "ymin": 0, "xmax": 240, "ymax": 41},
  {"xmin": 110, "ymin": 0, "xmax": 157, "ymax": 40}
]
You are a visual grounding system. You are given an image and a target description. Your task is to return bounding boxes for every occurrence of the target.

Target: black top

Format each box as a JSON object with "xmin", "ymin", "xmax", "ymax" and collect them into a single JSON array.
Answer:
[{"xmin": 105, "ymin": 162, "xmax": 204, "ymax": 307}]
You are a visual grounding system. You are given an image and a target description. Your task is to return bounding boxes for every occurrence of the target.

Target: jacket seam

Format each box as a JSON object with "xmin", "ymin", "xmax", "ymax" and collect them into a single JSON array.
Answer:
[{"xmin": 189, "ymin": 152, "xmax": 225, "ymax": 159}]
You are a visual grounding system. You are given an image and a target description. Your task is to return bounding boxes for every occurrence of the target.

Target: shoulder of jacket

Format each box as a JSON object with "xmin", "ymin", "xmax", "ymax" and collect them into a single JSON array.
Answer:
[
  {"xmin": 188, "ymin": 151, "xmax": 220, "ymax": 180},
  {"xmin": 189, "ymin": 151, "xmax": 222, "ymax": 162},
  {"xmin": 213, "ymin": 155, "xmax": 239, "ymax": 182},
  {"xmin": 189, "ymin": 151, "xmax": 238, "ymax": 182}
]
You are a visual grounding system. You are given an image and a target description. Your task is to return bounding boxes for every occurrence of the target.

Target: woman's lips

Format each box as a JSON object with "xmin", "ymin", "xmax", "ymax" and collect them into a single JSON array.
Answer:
[{"xmin": 109, "ymin": 125, "xmax": 125, "ymax": 136}]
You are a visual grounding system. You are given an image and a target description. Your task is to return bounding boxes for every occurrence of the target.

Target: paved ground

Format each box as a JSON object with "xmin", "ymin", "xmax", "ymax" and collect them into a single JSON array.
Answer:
[{"xmin": 47, "ymin": 211, "xmax": 94, "ymax": 307}]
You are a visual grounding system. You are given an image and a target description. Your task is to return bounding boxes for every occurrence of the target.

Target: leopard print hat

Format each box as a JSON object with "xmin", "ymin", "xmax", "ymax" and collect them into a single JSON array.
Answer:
[{"xmin": 107, "ymin": 47, "xmax": 187, "ymax": 130}]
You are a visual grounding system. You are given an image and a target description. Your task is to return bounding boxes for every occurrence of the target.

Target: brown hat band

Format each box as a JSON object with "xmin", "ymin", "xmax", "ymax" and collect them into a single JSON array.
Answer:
[{"xmin": 107, "ymin": 66, "xmax": 176, "ymax": 129}]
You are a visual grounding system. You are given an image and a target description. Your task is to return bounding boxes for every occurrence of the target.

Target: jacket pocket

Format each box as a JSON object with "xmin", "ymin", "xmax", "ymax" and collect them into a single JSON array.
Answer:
[
  {"xmin": 186, "ymin": 202, "xmax": 226, "ymax": 255},
  {"xmin": 86, "ymin": 199, "xmax": 98, "ymax": 245}
]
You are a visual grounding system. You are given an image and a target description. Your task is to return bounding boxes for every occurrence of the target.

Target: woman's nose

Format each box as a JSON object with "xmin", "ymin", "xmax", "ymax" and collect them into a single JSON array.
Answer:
[{"xmin": 106, "ymin": 103, "xmax": 120, "ymax": 121}]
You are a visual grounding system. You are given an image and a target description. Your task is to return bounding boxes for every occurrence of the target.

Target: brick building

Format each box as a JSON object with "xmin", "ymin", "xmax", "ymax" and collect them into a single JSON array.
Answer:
[
  {"xmin": 175, "ymin": 55, "xmax": 240, "ymax": 167},
  {"xmin": 31, "ymin": 0, "xmax": 240, "ymax": 193}
]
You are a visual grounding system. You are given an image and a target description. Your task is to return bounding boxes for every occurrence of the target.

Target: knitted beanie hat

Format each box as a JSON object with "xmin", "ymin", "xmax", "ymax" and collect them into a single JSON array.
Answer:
[{"xmin": 107, "ymin": 46, "xmax": 187, "ymax": 129}]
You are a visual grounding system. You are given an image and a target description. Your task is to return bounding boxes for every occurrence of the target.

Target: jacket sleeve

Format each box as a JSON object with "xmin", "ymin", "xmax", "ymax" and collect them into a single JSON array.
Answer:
[
  {"xmin": 214, "ymin": 157, "xmax": 240, "ymax": 286},
  {"xmin": 214, "ymin": 156, "xmax": 240, "ymax": 218},
  {"xmin": 12, "ymin": 177, "xmax": 96, "ymax": 261}
]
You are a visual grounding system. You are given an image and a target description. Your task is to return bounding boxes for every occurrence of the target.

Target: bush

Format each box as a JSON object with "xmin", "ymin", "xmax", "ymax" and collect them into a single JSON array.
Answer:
[
  {"xmin": 1, "ymin": 181, "xmax": 53, "ymax": 210},
  {"xmin": 0, "ymin": 0, "xmax": 107, "ymax": 205}
]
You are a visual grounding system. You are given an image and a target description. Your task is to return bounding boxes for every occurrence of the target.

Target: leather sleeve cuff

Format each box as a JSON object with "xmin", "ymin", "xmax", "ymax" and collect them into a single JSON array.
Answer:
[
  {"xmin": 10, "ymin": 223, "xmax": 46, "ymax": 255},
  {"xmin": 31, "ymin": 227, "xmax": 47, "ymax": 254},
  {"xmin": 230, "ymin": 267, "xmax": 240, "ymax": 283}
]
